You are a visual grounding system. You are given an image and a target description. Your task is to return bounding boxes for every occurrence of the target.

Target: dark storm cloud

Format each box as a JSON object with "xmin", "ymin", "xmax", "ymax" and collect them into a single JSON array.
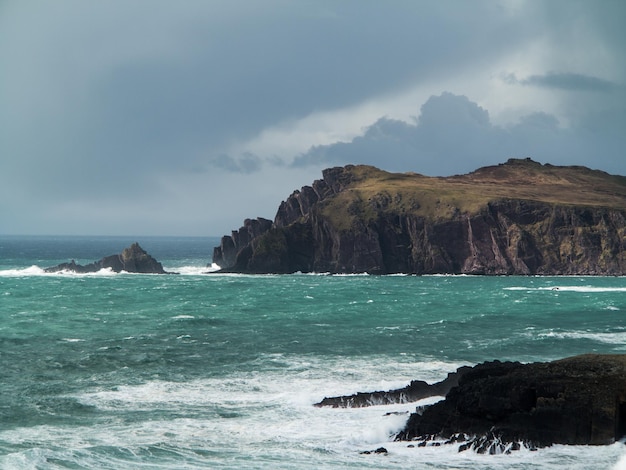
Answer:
[
  {"xmin": 505, "ymin": 72, "xmax": 618, "ymax": 92},
  {"xmin": 81, "ymin": 0, "xmax": 532, "ymax": 169},
  {"xmin": 0, "ymin": 1, "xmax": 534, "ymax": 182},
  {"xmin": 211, "ymin": 153, "xmax": 263, "ymax": 174},
  {"xmin": 1, "ymin": 0, "xmax": 625, "ymax": 235}
]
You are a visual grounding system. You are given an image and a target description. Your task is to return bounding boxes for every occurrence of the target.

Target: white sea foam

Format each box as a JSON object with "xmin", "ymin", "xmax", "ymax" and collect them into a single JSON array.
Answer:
[
  {"xmin": 51, "ymin": 355, "xmax": 452, "ymax": 467},
  {"xmin": 333, "ymin": 272, "xmax": 372, "ymax": 277},
  {"xmin": 0, "ymin": 265, "xmax": 217, "ymax": 277},
  {"xmin": 167, "ymin": 265, "xmax": 216, "ymax": 275},
  {"xmin": 0, "ymin": 265, "xmax": 46, "ymax": 277},
  {"xmin": 538, "ymin": 330, "xmax": 626, "ymax": 345},
  {"xmin": 54, "ymin": 357, "xmax": 453, "ymax": 467},
  {"xmin": 614, "ymin": 451, "xmax": 626, "ymax": 470},
  {"xmin": 505, "ymin": 286, "xmax": 626, "ymax": 293},
  {"xmin": 0, "ymin": 266, "xmax": 118, "ymax": 277},
  {"xmin": 73, "ymin": 355, "xmax": 464, "ymax": 411}
]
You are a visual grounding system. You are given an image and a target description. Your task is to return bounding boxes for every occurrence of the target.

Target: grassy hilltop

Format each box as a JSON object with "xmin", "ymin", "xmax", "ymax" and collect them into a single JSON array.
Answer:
[{"xmin": 318, "ymin": 158, "xmax": 626, "ymax": 230}]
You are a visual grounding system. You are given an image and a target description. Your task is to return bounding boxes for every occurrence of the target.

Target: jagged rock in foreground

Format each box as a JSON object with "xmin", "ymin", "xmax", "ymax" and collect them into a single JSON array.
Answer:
[
  {"xmin": 314, "ymin": 368, "xmax": 469, "ymax": 408},
  {"xmin": 213, "ymin": 158, "xmax": 626, "ymax": 274},
  {"xmin": 44, "ymin": 243, "xmax": 169, "ymax": 274},
  {"xmin": 395, "ymin": 354, "xmax": 626, "ymax": 453}
]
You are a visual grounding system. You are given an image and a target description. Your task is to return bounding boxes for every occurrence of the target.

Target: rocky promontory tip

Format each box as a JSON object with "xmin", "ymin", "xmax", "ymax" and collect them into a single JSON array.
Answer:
[
  {"xmin": 314, "ymin": 369, "xmax": 468, "ymax": 408},
  {"xmin": 213, "ymin": 159, "xmax": 626, "ymax": 274},
  {"xmin": 44, "ymin": 242, "xmax": 170, "ymax": 274}
]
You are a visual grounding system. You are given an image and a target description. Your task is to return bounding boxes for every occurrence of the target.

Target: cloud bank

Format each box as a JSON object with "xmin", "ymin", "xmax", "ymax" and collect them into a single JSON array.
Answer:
[{"xmin": 0, "ymin": 0, "xmax": 624, "ymax": 235}]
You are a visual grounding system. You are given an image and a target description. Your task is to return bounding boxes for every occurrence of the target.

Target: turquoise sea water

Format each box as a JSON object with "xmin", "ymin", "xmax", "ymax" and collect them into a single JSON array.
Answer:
[{"xmin": 1, "ymin": 236, "xmax": 626, "ymax": 469}]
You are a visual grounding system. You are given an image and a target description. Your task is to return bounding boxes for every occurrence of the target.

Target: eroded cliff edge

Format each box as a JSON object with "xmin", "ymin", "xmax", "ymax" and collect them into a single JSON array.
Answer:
[{"xmin": 213, "ymin": 158, "xmax": 626, "ymax": 274}]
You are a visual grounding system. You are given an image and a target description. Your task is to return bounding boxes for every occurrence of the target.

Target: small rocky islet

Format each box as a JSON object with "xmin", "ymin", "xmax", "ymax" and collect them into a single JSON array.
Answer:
[{"xmin": 44, "ymin": 242, "xmax": 169, "ymax": 274}]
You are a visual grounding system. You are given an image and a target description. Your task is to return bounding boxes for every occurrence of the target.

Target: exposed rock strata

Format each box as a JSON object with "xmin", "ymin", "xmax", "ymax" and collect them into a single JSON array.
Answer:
[
  {"xmin": 212, "ymin": 159, "xmax": 626, "ymax": 274},
  {"xmin": 395, "ymin": 354, "xmax": 626, "ymax": 452},
  {"xmin": 44, "ymin": 243, "xmax": 169, "ymax": 274}
]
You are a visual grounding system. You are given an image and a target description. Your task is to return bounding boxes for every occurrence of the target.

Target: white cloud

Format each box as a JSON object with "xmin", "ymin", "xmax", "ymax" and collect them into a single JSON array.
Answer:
[{"xmin": 292, "ymin": 92, "xmax": 624, "ymax": 176}]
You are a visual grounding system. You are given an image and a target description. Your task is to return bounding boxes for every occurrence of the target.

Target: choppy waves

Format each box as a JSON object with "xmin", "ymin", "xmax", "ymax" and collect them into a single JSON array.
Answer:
[
  {"xmin": 3, "ymin": 247, "xmax": 626, "ymax": 469},
  {"xmin": 537, "ymin": 330, "xmax": 626, "ymax": 346},
  {"xmin": 0, "ymin": 265, "xmax": 119, "ymax": 277},
  {"xmin": 2, "ymin": 354, "xmax": 625, "ymax": 469},
  {"xmin": 0, "ymin": 356, "xmax": 459, "ymax": 469}
]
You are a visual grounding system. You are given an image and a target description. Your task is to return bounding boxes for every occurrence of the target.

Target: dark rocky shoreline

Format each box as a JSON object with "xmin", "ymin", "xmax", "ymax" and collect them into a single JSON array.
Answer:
[{"xmin": 318, "ymin": 354, "xmax": 626, "ymax": 453}]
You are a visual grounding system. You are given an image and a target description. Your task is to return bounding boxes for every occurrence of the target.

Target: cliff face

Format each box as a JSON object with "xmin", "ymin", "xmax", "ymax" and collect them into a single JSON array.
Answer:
[
  {"xmin": 212, "ymin": 159, "xmax": 626, "ymax": 274},
  {"xmin": 212, "ymin": 218, "xmax": 273, "ymax": 270}
]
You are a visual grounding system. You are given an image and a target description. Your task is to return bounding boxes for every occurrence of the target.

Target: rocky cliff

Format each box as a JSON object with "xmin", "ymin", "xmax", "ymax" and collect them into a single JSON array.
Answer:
[
  {"xmin": 213, "ymin": 158, "xmax": 626, "ymax": 274},
  {"xmin": 45, "ymin": 242, "xmax": 169, "ymax": 274}
]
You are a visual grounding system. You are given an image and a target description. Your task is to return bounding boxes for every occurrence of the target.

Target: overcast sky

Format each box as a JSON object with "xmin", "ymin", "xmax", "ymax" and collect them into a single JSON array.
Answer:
[{"xmin": 1, "ymin": 0, "xmax": 624, "ymax": 236}]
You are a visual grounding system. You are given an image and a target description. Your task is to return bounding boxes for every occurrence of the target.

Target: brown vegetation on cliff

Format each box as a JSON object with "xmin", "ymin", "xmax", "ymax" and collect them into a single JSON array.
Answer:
[{"xmin": 213, "ymin": 158, "xmax": 626, "ymax": 274}]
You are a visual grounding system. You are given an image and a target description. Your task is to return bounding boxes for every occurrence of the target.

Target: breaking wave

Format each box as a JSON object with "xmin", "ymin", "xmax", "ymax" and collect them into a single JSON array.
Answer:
[{"xmin": 0, "ymin": 265, "xmax": 221, "ymax": 277}]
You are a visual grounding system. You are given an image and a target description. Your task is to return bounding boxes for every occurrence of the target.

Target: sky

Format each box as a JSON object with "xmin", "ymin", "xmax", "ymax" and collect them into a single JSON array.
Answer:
[{"xmin": 1, "ymin": 0, "xmax": 625, "ymax": 236}]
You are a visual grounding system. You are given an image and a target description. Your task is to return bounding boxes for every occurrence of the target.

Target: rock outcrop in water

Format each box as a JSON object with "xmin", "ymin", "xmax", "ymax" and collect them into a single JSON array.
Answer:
[
  {"xmin": 394, "ymin": 354, "xmax": 626, "ymax": 453},
  {"xmin": 44, "ymin": 242, "xmax": 169, "ymax": 274},
  {"xmin": 314, "ymin": 368, "xmax": 468, "ymax": 408},
  {"xmin": 212, "ymin": 158, "xmax": 626, "ymax": 274}
]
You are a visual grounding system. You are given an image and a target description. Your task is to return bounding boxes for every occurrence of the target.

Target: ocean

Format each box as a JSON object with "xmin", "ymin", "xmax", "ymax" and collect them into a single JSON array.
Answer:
[{"xmin": 1, "ymin": 235, "xmax": 625, "ymax": 469}]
